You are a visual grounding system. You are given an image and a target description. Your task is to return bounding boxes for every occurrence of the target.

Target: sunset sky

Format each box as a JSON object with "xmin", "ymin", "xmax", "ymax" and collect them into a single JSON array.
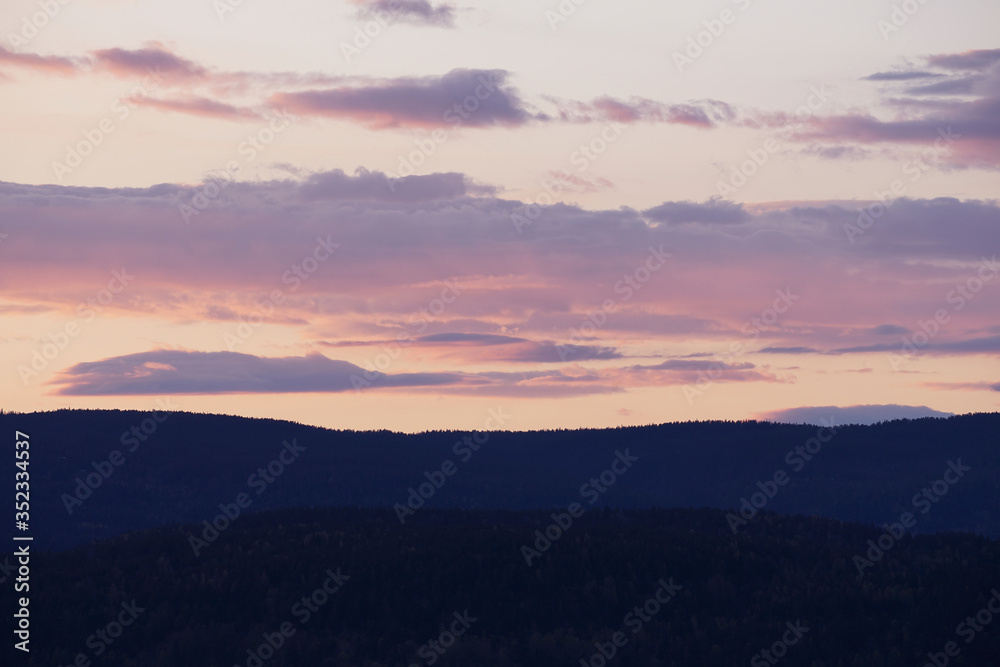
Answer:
[{"xmin": 1, "ymin": 0, "xmax": 998, "ymax": 431}]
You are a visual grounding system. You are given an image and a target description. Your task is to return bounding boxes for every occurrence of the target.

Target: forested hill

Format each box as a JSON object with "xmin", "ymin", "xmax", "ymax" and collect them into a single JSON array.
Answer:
[
  {"xmin": 11, "ymin": 507, "xmax": 1000, "ymax": 666},
  {"xmin": 3, "ymin": 409, "xmax": 998, "ymax": 550}
]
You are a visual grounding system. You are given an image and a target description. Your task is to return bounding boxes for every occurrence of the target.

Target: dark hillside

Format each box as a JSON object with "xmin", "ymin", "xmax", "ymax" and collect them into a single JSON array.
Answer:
[
  {"xmin": 3, "ymin": 410, "xmax": 997, "ymax": 550},
  {"xmin": 9, "ymin": 507, "xmax": 1000, "ymax": 666}
]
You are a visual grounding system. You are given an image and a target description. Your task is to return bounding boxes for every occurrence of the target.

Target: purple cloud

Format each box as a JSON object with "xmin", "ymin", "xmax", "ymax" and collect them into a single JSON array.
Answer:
[
  {"xmin": 796, "ymin": 49, "xmax": 1000, "ymax": 168},
  {"xmin": 351, "ymin": 0, "xmax": 457, "ymax": 27},
  {"xmin": 300, "ymin": 169, "xmax": 497, "ymax": 202},
  {"xmin": 48, "ymin": 350, "xmax": 469, "ymax": 395},
  {"xmin": 864, "ymin": 71, "xmax": 942, "ymax": 81},
  {"xmin": 643, "ymin": 199, "xmax": 749, "ymax": 225},
  {"xmin": 871, "ymin": 324, "xmax": 910, "ymax": 336},
  {"xmin": 272, "ymin": 69, "xmax": 536, "ymax": 129},
  {"xmin": 417, "ymin": 333, "xmax": 526, "ymax": 345},
  {"xmin": 832, "ymin": 334, "xmax": 1000, "ymax": 355},
  {"xmin": 641, "ymin": 360, "xmax": 756, "ymax": 372},
  {"xmin": 326, "ymin": 333, "xmax": 624, "ymax": 363},
  {"xmin": 927, "ymin": 48, "xmax": 1000, "ymax": 71}
]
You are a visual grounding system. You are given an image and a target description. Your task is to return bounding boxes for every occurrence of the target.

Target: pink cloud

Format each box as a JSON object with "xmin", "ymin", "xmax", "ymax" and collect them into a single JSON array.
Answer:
[
  {"xmin": 128, "ymin": 95, "xmax": 262, "ymax": 120},
  {"xmin": 543, "ymin": 171, "xmax": 615, "ymax": 194},
  {"xmin": 555, "ymin": 96, "xmax": 735, "ymax": 128},
  {"xmin": 92, "ymin": 43, "xmax": 207, "ymax": 79},
  {"xmin": 0, "ymin": 45, "xmax": 79, "ymax": 74},
  {"xmin": 1, "ymin": 176, "xmax": 999, "ymax": 371}
]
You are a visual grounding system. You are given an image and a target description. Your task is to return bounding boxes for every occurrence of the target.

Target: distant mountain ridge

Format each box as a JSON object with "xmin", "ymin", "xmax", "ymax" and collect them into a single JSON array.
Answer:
[{"xmin": 3, "ymin": 409, "xmax": 998, "ymax": 550}]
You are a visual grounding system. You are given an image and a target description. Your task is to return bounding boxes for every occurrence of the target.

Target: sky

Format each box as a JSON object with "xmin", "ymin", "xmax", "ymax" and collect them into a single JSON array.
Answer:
[{"xmin": 0, "ymin": 0, "xmax": 998, "ymax": 432}]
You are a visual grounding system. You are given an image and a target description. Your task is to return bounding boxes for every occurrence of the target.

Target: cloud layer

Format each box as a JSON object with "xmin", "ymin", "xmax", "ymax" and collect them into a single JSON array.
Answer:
[
  {"xmin": 4, "ymin": 40, "xmax": 997, "ymax": 174},
  {"xmin": 798, "ymin": 49, "xmax": 1000, "ymax": 168},
  {"xmin": 48, "ymin": 348, "xmax": 777, "ymax": 397},
  {"xmin": 1, "ymin": 169, "xmax": 998, "ymax": 407}
]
